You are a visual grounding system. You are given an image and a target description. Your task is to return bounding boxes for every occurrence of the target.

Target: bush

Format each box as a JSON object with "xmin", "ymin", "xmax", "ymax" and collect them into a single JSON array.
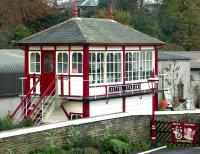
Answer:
[
  {"xmin": 132, "ymin": 140, "xmax": 150, "ymax": 152},
  {"xmin": 83, "ymin": 147, "xmax": 100, "ymax": 154},
  {"xmin": 65, "ymin": 147, "xmax": 83, "ymax": 154},
  {"xmin": 29, "ymin": 147, "xmax": 64, "ymax": 154},
  {"xmin": 101, "ymin": 134, "xmax": 132, "ymax": 154}
]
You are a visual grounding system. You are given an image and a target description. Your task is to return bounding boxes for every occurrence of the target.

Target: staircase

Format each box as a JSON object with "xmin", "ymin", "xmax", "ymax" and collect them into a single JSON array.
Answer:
[{"xmin": 12, "ymin": 78, "xmax": 58, "ymax": 125}]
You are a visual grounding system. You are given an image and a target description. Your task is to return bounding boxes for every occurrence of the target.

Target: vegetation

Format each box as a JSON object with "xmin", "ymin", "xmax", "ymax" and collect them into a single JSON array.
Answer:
[
  {"xmin": 0, "ymin": 113, "xmax": 33, "ymax": 131},
  {"xmin": 1, "ymin": 0, "xmax": 200, "ymax": 50}
]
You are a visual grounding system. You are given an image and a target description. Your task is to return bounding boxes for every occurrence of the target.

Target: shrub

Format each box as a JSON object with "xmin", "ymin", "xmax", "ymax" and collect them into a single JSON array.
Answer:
[
  {"xmin": 29, "ymin": 147, "xmax": 64, "ymax": 154},
  {"xmin": 83, "ymin": 147, "xmax": 100, "ymax": 154},
  {"xmin": 101, "ymin": 134, "xmax": 132, "ymax": 154},
  {"xmin": 65, "ymin": 147, "xmax": 83, "ymax": 154}
]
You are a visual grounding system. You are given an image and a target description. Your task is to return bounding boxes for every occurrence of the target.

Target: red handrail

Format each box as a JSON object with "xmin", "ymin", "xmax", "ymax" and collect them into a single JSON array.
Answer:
[
  {"xmin": 11, "ymin": 78, "xmax": 40, "ymax": 118},
  {"xmin": 26, "ymin": 78, "xmax": 56, "ymax": 119}
]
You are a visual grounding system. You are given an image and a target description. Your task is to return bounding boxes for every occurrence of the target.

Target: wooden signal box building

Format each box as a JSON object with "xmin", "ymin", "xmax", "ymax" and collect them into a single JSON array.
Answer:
[{"xmin": 13, "ymin": 14, "xmax": 164, "ymax": 124}]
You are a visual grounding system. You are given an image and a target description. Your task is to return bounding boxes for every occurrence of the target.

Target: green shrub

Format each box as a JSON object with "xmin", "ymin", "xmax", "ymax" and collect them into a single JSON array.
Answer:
[
  {"xmin": 132, "ymin": 140, "xmax": 150, "ymax": 151},
  {"xmin": 101, "ymin": 134, "xmax": 132, "ymax": 154},
  {"xmin": 29, "ymin": 147, "xmax": 64, "ymax": 154},
  {"xmin": 65, "ymin": 147, "xmax": 83, "ymax": 154},
  {"xmin": 83, "ymin": 147, "xmax": 100, "ymax": 154}
]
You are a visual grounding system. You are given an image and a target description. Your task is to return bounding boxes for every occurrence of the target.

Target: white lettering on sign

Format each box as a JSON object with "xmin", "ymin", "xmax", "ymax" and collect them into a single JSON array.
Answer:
[{"xmin": 108, "ymin": 84, "xmax": 140, "ymax": 93}]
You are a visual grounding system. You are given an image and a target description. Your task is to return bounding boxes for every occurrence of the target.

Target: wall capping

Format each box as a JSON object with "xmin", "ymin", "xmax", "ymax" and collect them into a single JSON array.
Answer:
[{"xmin": 0, "ymin": 110, "xmax": 200, "ymax": 139}]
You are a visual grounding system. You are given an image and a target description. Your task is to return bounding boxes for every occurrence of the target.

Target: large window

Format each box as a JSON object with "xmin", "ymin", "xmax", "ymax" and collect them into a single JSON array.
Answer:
[
  {"xmin": 89, "ymin": 53, "xmax": 105, "ymax": 84},
  {"xmin": 57, "ymin": 52, "xmax": 68, "ymax": 74},
  {"xmin": 72, "ymin": 52, "xmax": 82, "ymax": 73},
  {"xmin": 107, "ymin": 53, "xmax": 121, "ymax": 83},
  {"xmin": 125, "ymin": 51, "xmax": 153, "ymax": 81},
  {"xmin": 89, "ymin": 52, "xmax": 122, "ymax": 84},
  {"xmin": 30, "ymin": 52, "xmax": 40, "ymax": 73}
]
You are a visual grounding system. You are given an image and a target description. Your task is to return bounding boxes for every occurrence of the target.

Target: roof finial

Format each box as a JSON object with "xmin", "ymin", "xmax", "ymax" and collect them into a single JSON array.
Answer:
[
  {"xmin": 109, "ymin": 5, "xmax": 113, "ymax": 20},
  {"xmin": 73, "ymin": 3, "xmax": 78, "ymax": 18}
]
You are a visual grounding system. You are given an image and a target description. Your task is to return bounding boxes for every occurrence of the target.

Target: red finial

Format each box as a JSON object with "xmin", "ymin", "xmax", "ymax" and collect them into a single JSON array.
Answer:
[
  {"xmin": 73, "ymin": 4, "xmax": 78, "ymax": 18},
  {"xmin": 109, "ymin": 5, "xmax": 113, "ymax": 20}
]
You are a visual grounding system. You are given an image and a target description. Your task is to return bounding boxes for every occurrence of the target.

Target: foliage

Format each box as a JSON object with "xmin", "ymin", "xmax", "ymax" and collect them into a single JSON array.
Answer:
[
  {"xmin": 29, "ymin": 147, "xmax": 64, "ymax": 154},
  {"xmin": 83, "ymin": 147, "xmax": 100, "ymax": 154},
  {"xmin": 0, "ymin": 113, "xmax": 33, "ymax": 131},
  {"xmin": 132, "ymin": 139, "xmax": 150, "ymax": 151},
  {"xmin": 101, "ymin": 134, "xmax": 132, "ymax": 154}
]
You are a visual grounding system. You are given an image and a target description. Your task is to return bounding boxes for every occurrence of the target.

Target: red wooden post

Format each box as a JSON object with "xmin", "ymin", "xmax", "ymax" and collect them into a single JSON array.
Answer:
[
  {"xmin": 109, "ymin": 5, "xmax": 113, "ymax": 20},
  {"xmin": 83, "ymin": 45, "xmax": 90, "ymax": 118}
]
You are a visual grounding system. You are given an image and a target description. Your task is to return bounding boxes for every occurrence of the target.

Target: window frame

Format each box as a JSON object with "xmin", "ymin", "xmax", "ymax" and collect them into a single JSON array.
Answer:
[
  {"xmin": 89, "ymin": 51, "xmax": 123, "ymax": 85},
  {"xmin": 29, "ymin": 51, "xmax": 41, "ymax": 74},
  {"xmin": 71, "ymin": 51, "xmax": 83, "ymax": 75},
  {"xmin": 56, "ymin": 51, "xmax": 69, "ymax": 75},
  {"xmin": 125, "ymin": 50, "xmax": 154, "ymax": 83}
]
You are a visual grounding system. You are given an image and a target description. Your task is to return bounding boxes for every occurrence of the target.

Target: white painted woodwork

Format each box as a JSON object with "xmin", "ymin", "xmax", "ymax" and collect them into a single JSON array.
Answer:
[
  {"xmin": 30, "ymin": 78, "xmax": 40, "ymax": 94},
  {"xmin": 63, "ymin": 101, "xmax": 83, "ymax": 113},
  {"xmin": 89, "ymin": 46, "xmax": 106, "ymax": 51},
  {"xmin": 107, "ymin": 46, "xmax": 122, "ymax": 50},
  {"xmin": 141, "ymin": 46, "xmax": 154, "ymax": 50},
  {"xmin": 56, "ymin": 46, "xmax": 69, "ymax": 50},
  {"xmin": 89, "ymin": 87, "xmax": 106, "ymax": 96},
  {"xmin": 125, "ymin": 46, "xmax": 140, "ymax": 51},
  {"xmin": 29, "ymin": 46, "xmax": 40, "ymax": 50},
  {"xmin": 58, "ymin": 79, "xmax": 61, "ymax": 95},
  {"xmin": 90, "ymin": 98, "xmax": 122, "ymax": 117},
  {"xmin": 70, "ymin": 77, "xmax": 83, "ymax": 96},
  {"xmin": 71, "ymin": 46, "xmax": 83, "ymax": 50},
  {"xmin": 63, "ymin": 78, "xmax": 69, "ymax": 95},
  {"xmin": 42, "ymin": 46, "xmax": 55, "ymax": 50},
  {"xmin": 126, "ymin": 95, "xmax": 152, "ymax": 114},
  {"xmin": 141, "ymin": 82, "xmax": 151, "ymax": 90}
]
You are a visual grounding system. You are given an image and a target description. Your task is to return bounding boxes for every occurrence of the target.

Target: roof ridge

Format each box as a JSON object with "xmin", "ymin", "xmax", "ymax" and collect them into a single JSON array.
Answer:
[{"xmin": 74, "ymin": 19, "xmax": 88, "ymax": 43}]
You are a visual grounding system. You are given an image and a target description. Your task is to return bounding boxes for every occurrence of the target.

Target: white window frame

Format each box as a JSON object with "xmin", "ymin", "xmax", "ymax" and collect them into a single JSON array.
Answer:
[
  {"xmin": 29, "ymin": 51, "xmax": 41, "ymax": 74},
  {"xmin": 70, "ymin": 51, "xmax": 83, "ymax": 75},
  {"xmin": 56, "ymin": 51, "xmax": 69, "ymax": 75},
  {"xmin": 89, "ymin": 51, "xmax": 123, "ymax": 85},
  {"xmin": 125, "ymin": 50, "xmax": 154, "ymax": 83}
]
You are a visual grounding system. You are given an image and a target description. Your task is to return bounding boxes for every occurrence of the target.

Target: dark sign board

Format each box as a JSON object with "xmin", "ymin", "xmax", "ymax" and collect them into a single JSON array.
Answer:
[
  {"xmin": 108, "ymin": 84, "xmax": 140, "ymax": 93},
  {"xmin": 171, "ymin": 122, "xmax": 197, "ymax": 144}
]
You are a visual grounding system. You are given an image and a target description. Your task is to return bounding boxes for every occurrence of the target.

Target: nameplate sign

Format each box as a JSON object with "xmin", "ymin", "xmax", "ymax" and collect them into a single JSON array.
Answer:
[{"xmin": 108, "ymin": 84, "xmax": 140, "ymax": 93}]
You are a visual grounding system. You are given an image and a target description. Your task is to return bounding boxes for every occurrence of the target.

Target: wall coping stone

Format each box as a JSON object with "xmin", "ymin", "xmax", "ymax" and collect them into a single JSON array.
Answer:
[{"xmin": 0, "ymin": 110, "xmax": 200, "ymax": 139}]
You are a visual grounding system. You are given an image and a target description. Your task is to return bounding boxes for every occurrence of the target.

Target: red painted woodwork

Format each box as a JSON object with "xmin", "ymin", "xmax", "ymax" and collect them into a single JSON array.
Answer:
[
  {"xmin": 41, "ymin": 51, "xmax": 56, "ymax": 95},
  {"xmin": 68, "ymin": 46, "xmax": 71, "ymax": 96},
  {"xmin": 109, "ymin": 5, "xmax": 113, "ymax": 20},
  {"xmin": 82, "ymin": 45, "xmax": 90, "ymax": 118},
  {"xmin": 24, "ymin": 46, "xmax": 30, "ymax": 94},
  {"xmin": 154, "ymin": 46, "xmax": 159, "ymax": 111}
]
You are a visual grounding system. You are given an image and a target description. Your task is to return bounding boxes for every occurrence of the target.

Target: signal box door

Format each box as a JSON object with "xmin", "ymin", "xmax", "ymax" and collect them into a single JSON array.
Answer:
[{"xmin": 41, "ymin": 51, "xmax": 55, "ymax": 95}]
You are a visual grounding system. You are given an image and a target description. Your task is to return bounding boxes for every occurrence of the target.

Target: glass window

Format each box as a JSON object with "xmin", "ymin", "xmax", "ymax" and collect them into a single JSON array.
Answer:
[
  {"xmin": 72, "ymin": 52, "xmax": 82, "ymax": 73},
  {"xmin": 125, "ymin": 51, "xmax": 153, "ymax": 81},
  {"xmin": 57, "ymin": 52, "xmax": 68, "ymax": 74},
  {"xmin": 89, "ymin": 53, "xmax": 105, "ymax": 84},
  {"xmin": 30, "ymin": 52, "xmax": 40, "ymax": 73},
  {"xmin": 44, "ymin": 54, "xmax": 54, "ymax": 73}
]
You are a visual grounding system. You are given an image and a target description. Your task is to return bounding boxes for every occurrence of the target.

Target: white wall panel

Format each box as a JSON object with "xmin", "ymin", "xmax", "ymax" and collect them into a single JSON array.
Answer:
[
  {"xmin": 30, "ymin": 78, "xmax": 40, "ymax": 94},
  {"xmin": 125, "ymin": 46, "xmax": 140, "ymax": 51},
  {"xmin": 42, "ymin": 46, "xmax": 55, "ymax": 50},
  {"xmin": 90, "ymin": 98, "xmax": 122, "ymax": 117},
  {"xmin": 29, "ymin": 46, "xmax": 40, "ymax": 50},
  {"xmin": 63, "ymin": 78, "xmax": 69, "ymax": 95},
  {"xmin": 107, "ymin": 46, "xmax": 122, "ymax": 50},
  {"xmin": 141, "ymin": 46, "xmax": 154, "ymax": 50},
  {"xmin": 70, "ymin": 77, "xmax": 83, "ymax": 96},
  {"xmin": 56, "ymin": 46, "xmax": 69, "ymax": 50},
  {"xmin": 89, "ymin": 87, "xmax": 106, "ymax": 96},
  {"xmin": 89, "ymin": 46, "xmax": 105, "ymax": 51},
  {"xmin": 71, "ymin": 46, "xmax": 83, "ymax": 50},
  {"xmin": 126, "ymin": 95, "xmax": 152, "ymax": 114}
]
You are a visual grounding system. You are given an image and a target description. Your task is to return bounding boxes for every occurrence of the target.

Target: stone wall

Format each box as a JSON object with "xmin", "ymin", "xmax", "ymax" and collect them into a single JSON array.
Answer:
[{"xmin": 0, "ymin": 111, "xmax": 199, "ymax": 154}]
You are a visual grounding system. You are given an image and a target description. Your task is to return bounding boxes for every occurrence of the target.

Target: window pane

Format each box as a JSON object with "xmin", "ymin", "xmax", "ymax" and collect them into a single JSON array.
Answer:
[
  {"xmin": 63, "ymin": 53, "xmax": 68, "ymax": 62},
  {"xmin": 58, "ymin": 53, "xmax": 62, "ymax": 62},
  {"xmin": 63, "ymin": 63, "xmax": 68, "ymax": 73},
  {"xmin": 58, "ymin": 63, "xmax": 62, "ymax": 73},
  {"xmin": 44, "ymin": 54, "xmax": 54, "ymax": 73},
  {"xmin": 31, "ymin": 53, "xmax": 36, "ymax": 62},
  {"xmin": 36, "ymin": 63, "xmax": 40, "ymax": 72},
  {"xmin": 30, "ymin": 63, "xmax": 35, "ymax": 72},
  {"xmin": 36, "ymin": 53, "xmax": 40, "ymax": 62}
]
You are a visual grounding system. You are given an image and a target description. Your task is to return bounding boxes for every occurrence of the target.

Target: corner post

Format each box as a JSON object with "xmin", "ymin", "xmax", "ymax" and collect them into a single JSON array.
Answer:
[{"xmin": 83, "ymin": 45, "xmax": 90, "ymax": 118}]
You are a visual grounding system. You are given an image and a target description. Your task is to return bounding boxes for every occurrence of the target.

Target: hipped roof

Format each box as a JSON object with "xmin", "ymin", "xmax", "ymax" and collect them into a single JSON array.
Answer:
[{"xmin": 18, "ymin": 18, "xmax": 164, "ymax": 46}]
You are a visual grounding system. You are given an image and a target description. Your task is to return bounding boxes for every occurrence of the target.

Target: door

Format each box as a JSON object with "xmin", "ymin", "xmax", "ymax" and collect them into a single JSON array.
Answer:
[{"xmin": 41, "ymin": 51, "xmax": 55, "ymax": 95}]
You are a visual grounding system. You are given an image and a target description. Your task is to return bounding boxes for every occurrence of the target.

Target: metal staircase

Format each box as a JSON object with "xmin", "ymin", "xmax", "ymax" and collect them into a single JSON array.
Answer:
[{"xmin": 12, "ymin": 78, "xmax": 57, "ymax": 125}]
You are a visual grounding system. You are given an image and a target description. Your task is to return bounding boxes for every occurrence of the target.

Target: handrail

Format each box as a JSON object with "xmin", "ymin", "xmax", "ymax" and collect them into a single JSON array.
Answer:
[
  {"xmin": 26, "ymin": 78, "xmax": 56, "ymax": 119},
  {"xmin": 11, "ymin": 78, "xmax": 40, "ymax": 118},
  {"xmin": 33, "ymin": 87, "xmax": 56, "ymax": 125}
]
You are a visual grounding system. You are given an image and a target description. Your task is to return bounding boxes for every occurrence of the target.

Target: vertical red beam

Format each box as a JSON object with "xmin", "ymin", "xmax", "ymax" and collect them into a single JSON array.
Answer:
[
  {"xmin": 83, "ymin": 45, "xmax": 90, "ymax": 118},
  {"xmin": 122, "ymin": 46, "xmax": 126, "ymax": 112},
  {"xmin": 68, "ymin": 46, "xmax": 71, "ymax": 96},
  {"xmin": 154, "ymin": 46, "xmax": 158, "ymax": 111},
  {"xmin": 24, "ymin": 46, "xmax": 30, "ymax": 118},
  {"xmin": 24, "ymin": 46, "xmax": 30, "ymax": 94}
]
